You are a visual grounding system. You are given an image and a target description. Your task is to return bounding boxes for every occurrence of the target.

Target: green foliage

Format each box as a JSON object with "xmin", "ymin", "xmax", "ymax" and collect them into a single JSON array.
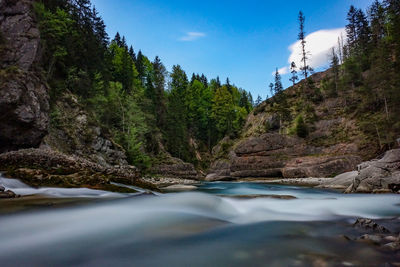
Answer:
[
  {"xmin": 294, "ymin": 115, "xmax": 308, "ymax": 138},
  {"xmin": 35, "ymin": 0, "xmax": 253, "ymax": 171}
]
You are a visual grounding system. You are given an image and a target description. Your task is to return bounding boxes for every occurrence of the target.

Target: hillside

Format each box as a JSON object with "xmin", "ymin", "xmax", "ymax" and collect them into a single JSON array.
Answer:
[{"xmin": 207, "ymin": 66, "xmax": 400, "ymax": 180}]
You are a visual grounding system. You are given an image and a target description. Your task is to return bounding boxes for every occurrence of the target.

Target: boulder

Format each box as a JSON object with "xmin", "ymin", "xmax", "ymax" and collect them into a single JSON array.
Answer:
[
  {"xmin": 318, "ymin": 171, "xmax": 358, "ymax": 190},
  {"xmin": 348, "ymin": 149, "xmax": 400, "ymax": 193}
]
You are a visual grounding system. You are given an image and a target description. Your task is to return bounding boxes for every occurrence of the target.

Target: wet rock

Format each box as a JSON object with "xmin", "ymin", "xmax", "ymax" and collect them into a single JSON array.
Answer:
[
  {"xmin": 357, "ymin": 234, "xmax": 382, "ymax": 244},
  {"xmin": 353, "ymin": 218, "xmax": 390, "ymax": 233},
  {"xmin": 318, "ymin": 171, "xmax": 358, "ymax": 190},
  {"xmin": 0, "ymin": 185, "xmax": 5, "ymax": 192},
  {"xmin": 383, "ymin": 242, "xmax": 400, "ymax": 251},
  {"xmin": 0, "ymin": 189, "xmax": 16, "ymax": 198},
  {"xmin": 161, "ymin": 184, "xmax": 198, "ymax": 192},
  {"xmin": 0, "ymin": 148, "xmax": 158, "ymax": 191},
  {"xmin": 349, "ymin": 149, "xmax": 400, "ymax": 193}
]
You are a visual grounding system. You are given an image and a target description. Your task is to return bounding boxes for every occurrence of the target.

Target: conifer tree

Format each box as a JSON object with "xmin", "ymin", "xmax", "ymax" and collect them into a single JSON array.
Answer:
[
  {"xmin": 274, "ymin": 68, "xmax": 283, "ymax": 94},
  {"xmin": 255, "ymin": 95, "xmax": 262, "ymax": 106},
  {"xmin": 298, "ymin": 11, "xmax": 312, "ymax": 79},
  {"xmin": 289, "ymin": 62, "xmax": 298, "ymax": 86}
]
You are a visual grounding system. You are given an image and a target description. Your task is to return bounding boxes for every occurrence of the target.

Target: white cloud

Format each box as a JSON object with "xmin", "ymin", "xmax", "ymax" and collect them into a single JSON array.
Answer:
[
  {"xmin": 179, "ymin": 32, "xmax": 206, "ymax": 41},
  {"xmin": 287, "ymin": 27, "xmax": 345, "ymax": 70},
  {"xmin": 271, "ymin": 66, "xmax": 289, "ymax": 76}
]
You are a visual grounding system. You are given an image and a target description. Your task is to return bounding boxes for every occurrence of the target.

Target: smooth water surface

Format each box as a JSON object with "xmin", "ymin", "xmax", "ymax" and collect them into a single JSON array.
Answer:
[{"xmin": 0, "ymin": 178, "xmax": 399, "ymax": 266}]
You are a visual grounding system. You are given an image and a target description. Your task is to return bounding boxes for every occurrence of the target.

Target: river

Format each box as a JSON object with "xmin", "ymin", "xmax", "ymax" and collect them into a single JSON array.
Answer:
[{"xmin": 0, "ymin": 176, "xmax": 399, "ymax": 266}]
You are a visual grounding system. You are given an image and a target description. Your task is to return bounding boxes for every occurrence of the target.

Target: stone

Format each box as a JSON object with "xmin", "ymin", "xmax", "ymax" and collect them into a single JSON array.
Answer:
[
  {"xmin": 353, "ymin": 218, "xmax": 390, "ymax": 234},
  {"xmin": 0, "ymin": 148, "xmax": 159, "ymax": 191},
  {"xmin": 349, "ymin": 149, "xmax": 400, "ymax": 193},
  {"xmin": 0, "ymin": 185, "xmax": 5, "ymax": 192},
  {"xmin": 161, "ymin": 184, "xmax": 197, "ymax": 192},
  {"xmin": 0, "ymin": 0, "xmax": 49, "ymax": 152},
  {"xmin": 383, "ymin": 242, "xmax": 400, "ymax": 251},
  {"xmin": 207, "ymin": 131, "xmax": 362, "ymax": 181},
  {"xmin": 357, "ymin": 234, "xmax": 382, "ymax": 244},
  {"xmin": 318, "ymin": 171, "xmax": 358, "ymax": 190},
  {"xmin": 0, "ymin": 189, "xmax": 16, "ymax": 198},
  {"xmin": 151, "ymin": 156, "xmax": 198, "ymax": 180}
]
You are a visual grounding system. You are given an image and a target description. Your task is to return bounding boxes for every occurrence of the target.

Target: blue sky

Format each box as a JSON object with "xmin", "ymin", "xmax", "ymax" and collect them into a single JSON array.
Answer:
[{"xmin": 91, "ymin": 0, "xmax": 372, "ymax": 99}]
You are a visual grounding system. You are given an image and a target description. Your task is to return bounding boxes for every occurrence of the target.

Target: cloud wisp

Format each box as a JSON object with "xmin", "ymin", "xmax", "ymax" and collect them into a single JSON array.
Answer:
[
  {"xmin": 271, "ymin": 66, "xmax": 289, "ymax": 76},
  {"xmin": 179, "ymin": 32, "xmax": 206, "ymax": 41},
  {"xmin": 274, "ymin": 27, "xmax": 345, "ymax": 75}
]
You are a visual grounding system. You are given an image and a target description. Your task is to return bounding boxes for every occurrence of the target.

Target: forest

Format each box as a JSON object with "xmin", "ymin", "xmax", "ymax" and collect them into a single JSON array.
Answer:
[
  {"xmin": 34, "ymin": 0, "xmax": 253, "ymax": 170},
  {"xmin": 264, "ymin": 0, "xmax": 400, "ymax": 152}
]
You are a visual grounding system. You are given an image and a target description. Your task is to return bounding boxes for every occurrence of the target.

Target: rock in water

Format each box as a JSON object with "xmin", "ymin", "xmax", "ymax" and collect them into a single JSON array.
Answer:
[
  {"xmin": 349, "ymin": 149, "xmax": 400, "ymax": 193},
  {"xmin": 0, "ymin": 0, "xmax": 49, "ymax": 152}
]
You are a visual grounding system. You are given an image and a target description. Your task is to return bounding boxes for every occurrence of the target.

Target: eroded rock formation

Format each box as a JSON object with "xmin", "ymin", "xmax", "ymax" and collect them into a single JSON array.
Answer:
[{"xmin": 0, "ymin": 0, "xmax": 49, "ymax": 152}]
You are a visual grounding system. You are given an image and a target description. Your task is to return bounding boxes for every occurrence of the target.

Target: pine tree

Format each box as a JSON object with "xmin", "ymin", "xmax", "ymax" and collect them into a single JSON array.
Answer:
[
  {"xmin": 135, "ymin": 50, "xmax": 145, "ymax": 84},
  {"xmin": 165, "ymin": 65, "xmax": 190, "ymax": 159},
  {"xmin": 114, "ymin": 32, "xmax": 122, "ymax": 46},
  {"xmin": 152, "ymin": 56, "xmax": 167, "ymax": 130},
  {"xmin": 274, "ymin": 68, "xmax": 283, "ymax": 94},
  {"xmin": 255, "ymin": 95, "xmax": 262, "ymax": 106},
  {"xmin": 216, "ymin": 76, "xmax": 221, "ymax": 88},
  {"xmin": 330, "ymin": 47, "xmax": 340, "ymax": 95},
  {"xmin": 269, "ymin": 83, "xmax": 274, "ymax": 96},
  {"xmin": 289, "ymin": 62, "xmax": 298, "ymax": 86},
  {"xmin": 128, "ymin": 45, "xmax": 136, "ymax": 62},
  {"xmin": 298, "ymin": 11, "xmax": 312, "ymax": 79},
  {"xmin": 346, "ymin": 6, "xmax": 358, "ymax": 52}
]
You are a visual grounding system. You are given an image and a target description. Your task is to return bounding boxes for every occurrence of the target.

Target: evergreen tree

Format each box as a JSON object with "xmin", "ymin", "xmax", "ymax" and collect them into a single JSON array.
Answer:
[
  {"xmin": 165, "ymin": 65, "xmax": 190, "ymax": 160},
  {"xmin": 269, "ymin": 83, "xmax": 274, "ymax": 96},
  {"xmin": 289, "ymin": 61, "xmax": 298, "ymax": 86},
  {"xmin": 346, "ymin": 6, "xmax": 358, "ymax": 52},
  {"xmin": 114, "ymin": 32, "xmax": 122, "ymax": 46},
  {"xmin": 128, "ymin": 45, "xmax": 136, "ymax": 62},
  {"xmin": 255, "ymin": 95, "xmax": 262, "ymax": 106},
  {"xmin": 298, "ymin": 11, "xmax": 312, "ymax": 79},
  {"xmin": 152, "ymin": 56, "xmax": 167, "ymax": 130},
  {"xmin": 274, "ymin": 68, "xmax": 283, "ymax": 94}
]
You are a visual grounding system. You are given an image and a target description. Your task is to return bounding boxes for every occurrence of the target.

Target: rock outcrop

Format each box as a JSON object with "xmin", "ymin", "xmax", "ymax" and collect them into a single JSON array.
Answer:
[
  {"xmin": 0, "ymin": 148, "xmax": 157, "ymax": 190},
  {"xmin": 347, "ymin": 149, "xmax": 400, "ymax": 193},
  {"xmin": 0, "ymin": 0, "xmax": 49, "ymax": 152},
  {"xmin": 42, "ymin": 93, "xmax": 128, "ymax": 167},
  {"xmin": 207, "ymin": 133, "xmax": 361, "ymax": 181},
  {"xmin": 151, "ymin": 156, "xmax": 199, "ymax": 180}
]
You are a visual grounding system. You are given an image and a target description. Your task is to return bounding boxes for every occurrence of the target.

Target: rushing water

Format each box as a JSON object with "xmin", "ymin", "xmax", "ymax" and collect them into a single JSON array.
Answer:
[{"xmin": 1, "ymin": 177, "xmax": 400, "ymax": 266}]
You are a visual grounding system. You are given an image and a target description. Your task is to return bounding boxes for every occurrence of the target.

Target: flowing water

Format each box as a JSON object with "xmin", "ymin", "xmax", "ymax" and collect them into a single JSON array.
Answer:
[{"xmin": 1, "ymin": 176, "xmax": 400, "ymax": 266}]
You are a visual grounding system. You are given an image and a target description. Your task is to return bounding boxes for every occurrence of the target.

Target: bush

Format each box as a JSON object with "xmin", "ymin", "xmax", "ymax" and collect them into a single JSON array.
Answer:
[{"xmin": 295, "ymin": 115, "xmax": 308, "ymax": 138}]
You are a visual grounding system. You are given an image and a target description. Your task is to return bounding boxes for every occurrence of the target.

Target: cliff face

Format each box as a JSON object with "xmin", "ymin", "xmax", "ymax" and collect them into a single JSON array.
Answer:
[
  {"xmin": 0, "ymin": 0, "xmax": 131, "ymax": 169},
  {"xmin": 207, "ymin": 70, "xmax": 371, "ymax": 180},
  {"xmin": 0, "ymin": 0, "xmax": 49, "ymax": 152}
]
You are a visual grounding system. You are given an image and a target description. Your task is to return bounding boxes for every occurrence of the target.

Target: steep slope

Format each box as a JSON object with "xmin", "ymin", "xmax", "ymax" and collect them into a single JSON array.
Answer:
[
  {"xmin": 207, "ymin": 69, "xmax": 389, "ymax": 180},
  {"xmin": 0, "ymin": 0, "xmax": 49, "ymax": 152}
]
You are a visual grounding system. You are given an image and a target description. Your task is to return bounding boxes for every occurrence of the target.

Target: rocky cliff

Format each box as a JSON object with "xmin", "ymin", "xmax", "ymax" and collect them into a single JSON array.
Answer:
[
  {"xmin": 207, "ymin": 70, "xmax": 372, "ymax": 181},
  {"xmin": 0, "ymin": 0, "xmax": 49, "ymax": 152}
]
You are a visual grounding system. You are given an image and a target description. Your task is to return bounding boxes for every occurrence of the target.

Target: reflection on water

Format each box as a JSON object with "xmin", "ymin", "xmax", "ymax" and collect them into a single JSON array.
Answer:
[{"xmin": 0, "ymin": 178, "xmax": 399, "ymax": 266}]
